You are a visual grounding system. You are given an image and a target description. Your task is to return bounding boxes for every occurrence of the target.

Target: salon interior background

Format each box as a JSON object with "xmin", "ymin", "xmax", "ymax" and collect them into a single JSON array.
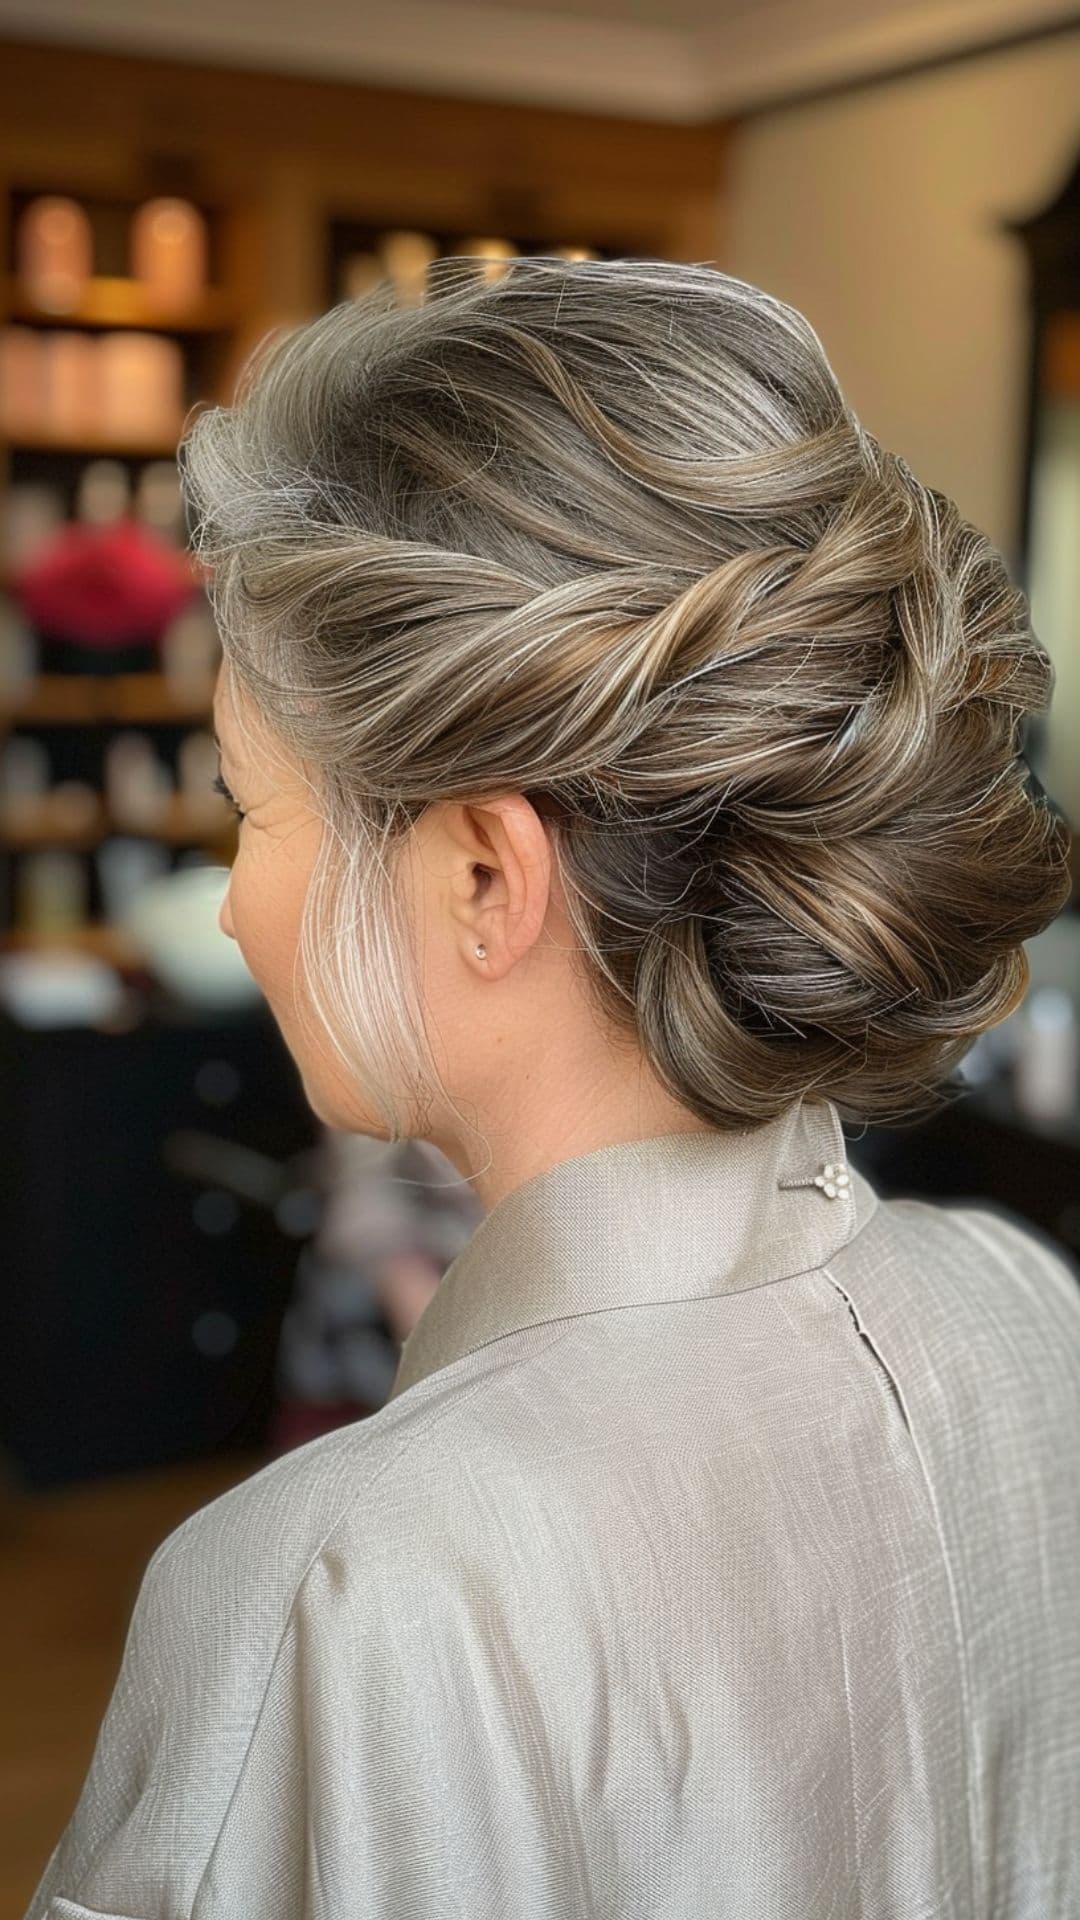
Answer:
[
  {"xmin": 1, "ymin": 6, "xmax": 1079, "ymax": 1905},
  {"xmin": 0, "ymin": 0, "xmax": 1078, "ymax": 1486}
]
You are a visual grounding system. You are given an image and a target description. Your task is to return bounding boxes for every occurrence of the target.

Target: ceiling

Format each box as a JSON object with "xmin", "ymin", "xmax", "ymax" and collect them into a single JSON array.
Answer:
[{"xmin": 0, "ymin": 0, "xmax": 1076, "ymax": 120}]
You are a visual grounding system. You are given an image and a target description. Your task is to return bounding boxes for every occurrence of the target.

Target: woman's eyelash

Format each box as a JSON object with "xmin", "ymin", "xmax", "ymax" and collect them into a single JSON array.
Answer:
[{"xmin": 212, "ymin": 771, "xmax": 246, "ymax": 820}]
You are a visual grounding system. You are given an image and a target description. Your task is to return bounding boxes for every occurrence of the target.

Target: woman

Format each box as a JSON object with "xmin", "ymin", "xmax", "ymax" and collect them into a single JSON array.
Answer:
[{"xmin": 28, "ymin": 257, "xmax": 1079, "ymax": 1918}]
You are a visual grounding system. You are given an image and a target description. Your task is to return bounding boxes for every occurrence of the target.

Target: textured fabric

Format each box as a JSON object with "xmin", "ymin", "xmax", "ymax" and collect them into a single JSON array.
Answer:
[{"xmin": 24, "ymin": 1096, "xmax": 1080, "ymax": 1919}]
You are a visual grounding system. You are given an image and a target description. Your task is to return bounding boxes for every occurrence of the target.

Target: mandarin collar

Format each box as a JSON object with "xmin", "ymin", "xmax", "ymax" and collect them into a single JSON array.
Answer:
[{"xmin": 386, "ymin": 1096, "xmax": 876, "ymax": 1403}]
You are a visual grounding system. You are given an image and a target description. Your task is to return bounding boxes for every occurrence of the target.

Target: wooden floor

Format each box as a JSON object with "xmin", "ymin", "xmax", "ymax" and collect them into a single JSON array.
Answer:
[{"xmin": 0, "ymin": 1446, "xmax": 268, "ymax": 1916}]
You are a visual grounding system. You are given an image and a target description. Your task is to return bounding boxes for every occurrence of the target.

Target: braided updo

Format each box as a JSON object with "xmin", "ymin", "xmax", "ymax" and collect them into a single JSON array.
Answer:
[{"xmin": 178, "ymin": 255, "xmax": 1071, "ymax": 1136}]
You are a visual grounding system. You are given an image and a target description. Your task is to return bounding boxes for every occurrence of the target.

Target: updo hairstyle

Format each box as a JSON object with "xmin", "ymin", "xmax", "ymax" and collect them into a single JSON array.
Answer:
[{"xmin": 177, "ymin": 256, "xmax": 1071, "ymax": 1138}]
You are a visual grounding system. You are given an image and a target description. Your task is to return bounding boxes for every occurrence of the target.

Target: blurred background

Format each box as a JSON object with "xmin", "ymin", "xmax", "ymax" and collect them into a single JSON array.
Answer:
[{"xmin": 0, "ymin": 0, "xmax": 1078, "ymax": 1905}]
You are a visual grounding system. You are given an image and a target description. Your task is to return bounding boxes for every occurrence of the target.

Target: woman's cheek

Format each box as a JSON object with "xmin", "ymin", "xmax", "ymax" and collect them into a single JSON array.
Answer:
[
  {"xmin": 232, "ymin": 840, "xmax": 306, "ymax": 1012},
  {"xmin": 219, "ymin": 868, "xmax": 237, "ymax": 942},
  {"xmin": 220, "ymin": 852, "xmax": 267, "ymax": 988}
]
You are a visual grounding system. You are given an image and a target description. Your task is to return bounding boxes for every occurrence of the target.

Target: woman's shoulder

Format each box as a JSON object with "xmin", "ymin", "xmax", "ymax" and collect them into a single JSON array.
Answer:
[
  {"xmin": 148, "ymin": 1361, "xmax": 470, "ymax": 1606},
  {"xmin": 841, "ymin": 1179, "xmax": 1080, "ymax": 1314},
  {"xmin": 23, "ymin": 1380, "xmax": 473, "ymax": 1915}
]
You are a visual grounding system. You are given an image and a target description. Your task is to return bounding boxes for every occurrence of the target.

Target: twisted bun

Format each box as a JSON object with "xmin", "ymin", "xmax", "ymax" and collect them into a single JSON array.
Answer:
[
  {"xmin": 179, "ymin": 256, "xmax": 1071, "ymax": 1135},
  {"xmin": 606, "ymin": 439, "xmax": 1070, "ymax": 1125}
]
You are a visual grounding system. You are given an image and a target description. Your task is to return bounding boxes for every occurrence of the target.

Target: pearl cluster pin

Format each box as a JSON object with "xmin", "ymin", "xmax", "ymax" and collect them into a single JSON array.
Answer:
[
  {"xmin": 779, "ymin": 1159, "xmax": 852, "ymax": 1201},
  {"xmin": 813, "ymin": 1161, "xmax": 851, "ymax": 1200}
]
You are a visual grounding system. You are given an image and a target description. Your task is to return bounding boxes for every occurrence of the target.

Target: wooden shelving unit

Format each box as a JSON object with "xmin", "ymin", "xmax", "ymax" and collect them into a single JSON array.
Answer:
[
  {"xmin": 0, "ymin": 34, "xmax": 730, "ymax": 962},
  {"xmin": 0, "ymin": 215, "xmax": 238, "ymax": 948}
]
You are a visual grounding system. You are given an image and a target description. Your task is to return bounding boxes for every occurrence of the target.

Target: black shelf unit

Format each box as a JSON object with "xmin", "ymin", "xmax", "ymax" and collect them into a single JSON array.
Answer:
[{"xmin": 0, "ymin": 992, "xmax": 323, "ymax": 1490}]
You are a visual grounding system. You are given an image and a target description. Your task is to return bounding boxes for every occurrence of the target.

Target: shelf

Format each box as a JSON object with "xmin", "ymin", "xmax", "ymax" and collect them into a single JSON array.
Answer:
[
  {"xmin": 0, "ymin": 672, "xmax": 214, "ymax": 725},
  {"xmin": 2, "ymin": 791, "xmax": 237, "ymax": 848},
  {"xmin": 4, "ymin": 276, "xmax": 237, "ymax": 333},
  {"xmin": 0, "ymin": 920, "xmax": 142, "ymax": 966},
  {"xmin": 1, "ymin": 427, "xmax": 182, "ymax": 457},
  {"xmin": 2, "ymin": 804, "xmax": 104, "ymax": 850}
]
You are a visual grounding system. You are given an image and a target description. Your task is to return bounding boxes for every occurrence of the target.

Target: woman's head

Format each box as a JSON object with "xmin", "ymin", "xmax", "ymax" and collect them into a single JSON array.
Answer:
[{"xmin": 182, "ymin": 255, "xmax": 1071, "ymax": 1172}]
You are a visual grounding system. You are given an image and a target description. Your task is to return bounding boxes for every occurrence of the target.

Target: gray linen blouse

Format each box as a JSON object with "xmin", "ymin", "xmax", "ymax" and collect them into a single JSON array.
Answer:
[{"xmin": 25, "ymin": 1095, "xmax": 1080, "ymax": 1919}]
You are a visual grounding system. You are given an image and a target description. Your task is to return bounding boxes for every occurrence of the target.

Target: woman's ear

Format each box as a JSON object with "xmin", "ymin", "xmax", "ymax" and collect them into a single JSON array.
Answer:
[{"xmin": 456, "ymin": 793, "xmax": 553, "ymax": 979}]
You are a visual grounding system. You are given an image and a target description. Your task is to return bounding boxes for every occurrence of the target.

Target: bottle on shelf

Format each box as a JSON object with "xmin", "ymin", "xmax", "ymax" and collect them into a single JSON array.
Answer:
[
  {"xmin": 104, "ymin": 731, "xmax": 174, "ymax": 833},
  {"xmin": 15, "ymin": 845, "xmax": 89, "ymax": 935},
  {"xmin": 1, "ymin": 479, "xmax": 66, "ymax": 572},
  {"xmin": 130, "ymin": 197, "xmax": 209, "ymax": 310},
  {"xmin": 0, "ymin": 325, "xmax": 46, "ymax": 436},
  {"xmin": 15, "ymin": 195, "xmax": 93, "ymax": 312}
]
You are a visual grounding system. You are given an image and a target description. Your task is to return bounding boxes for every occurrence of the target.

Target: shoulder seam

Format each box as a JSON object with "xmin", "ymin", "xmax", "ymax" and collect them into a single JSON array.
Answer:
[{"xmin": 189, "ymin": 1361, "xmax": 501, "ymax": 1909}]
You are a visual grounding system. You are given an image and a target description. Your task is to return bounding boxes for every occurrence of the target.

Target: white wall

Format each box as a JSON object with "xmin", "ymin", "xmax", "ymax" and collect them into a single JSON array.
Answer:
[{"xmin": 723, "ymin": 29, "xmax": 1080, "ymax": 571}]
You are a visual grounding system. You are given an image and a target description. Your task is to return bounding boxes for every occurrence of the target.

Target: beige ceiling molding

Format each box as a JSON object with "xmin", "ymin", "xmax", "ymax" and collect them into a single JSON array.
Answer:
[
  {"xmin": 0, "ymin": 0, "xmax": 704, "ymax": 119},
  {"xmin": 695, "ymin": 0, "xmax": 1080, "ymax": 112},
  {"xmin": 0, "ymin": 0, "xmax": 1076, "ymax": 121}
]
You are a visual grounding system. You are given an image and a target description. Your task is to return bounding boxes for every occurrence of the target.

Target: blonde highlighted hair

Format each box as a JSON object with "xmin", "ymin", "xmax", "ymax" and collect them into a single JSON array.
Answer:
[{"xmin": 178, "ymin": 255, "xmax": 1071, "ymax": 1140}]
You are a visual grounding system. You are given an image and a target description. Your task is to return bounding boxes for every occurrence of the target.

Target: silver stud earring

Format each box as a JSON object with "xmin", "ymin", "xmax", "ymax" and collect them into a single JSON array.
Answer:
[{"xmin": 475, "ymin": 944, "xmax": 486, "ymax": 959}]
